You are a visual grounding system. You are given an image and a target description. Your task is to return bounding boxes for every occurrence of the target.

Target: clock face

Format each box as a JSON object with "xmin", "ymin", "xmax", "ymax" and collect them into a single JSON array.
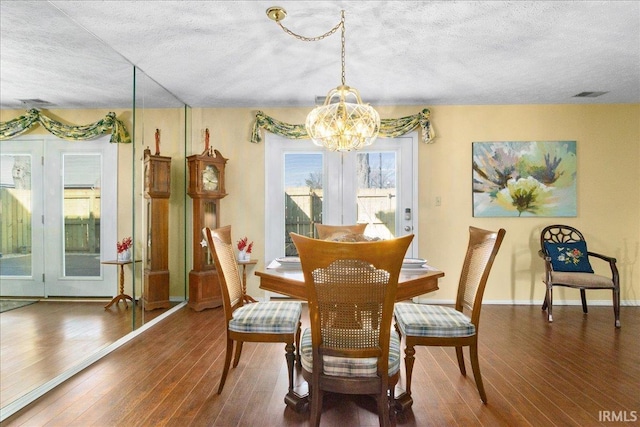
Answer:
[{"xmin": 202, "ymin": 165, "xmax": 219, "ymax": 192}]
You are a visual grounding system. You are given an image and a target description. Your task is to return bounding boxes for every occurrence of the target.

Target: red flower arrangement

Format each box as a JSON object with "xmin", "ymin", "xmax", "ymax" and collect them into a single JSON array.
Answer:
[
  {"xmin": 237, "ymin": 237, "xmax": 253, "ymax": 254},
  {"xmin": 117, "ymin": 236, "xmax": 132, "ymax": 253}
]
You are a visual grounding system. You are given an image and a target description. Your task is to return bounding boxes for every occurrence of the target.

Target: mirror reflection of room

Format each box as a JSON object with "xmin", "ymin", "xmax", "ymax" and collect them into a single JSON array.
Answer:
[{"xmin": 0, "ymin": 2, "xmax": 188, "ymax": 416}]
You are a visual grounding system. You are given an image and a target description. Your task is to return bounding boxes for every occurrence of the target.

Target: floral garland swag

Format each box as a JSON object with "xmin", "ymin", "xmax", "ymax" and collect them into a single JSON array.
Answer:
[
  {"xmin": 0, "ymin": 109, "xmax": 131, "ymax": 143},
  {"xmin": 250, "ymin": 108, "xmax": 435, "ymax": 145}
]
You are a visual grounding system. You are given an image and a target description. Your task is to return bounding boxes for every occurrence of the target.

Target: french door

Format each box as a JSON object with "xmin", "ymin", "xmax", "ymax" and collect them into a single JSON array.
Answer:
[
  {"xmin": 0, "ymin": 137, "xmax": 116, "ymax": 297},
  {"xmin": 265, "ymin": 132, "xmax": 418, "ymax": 261}
]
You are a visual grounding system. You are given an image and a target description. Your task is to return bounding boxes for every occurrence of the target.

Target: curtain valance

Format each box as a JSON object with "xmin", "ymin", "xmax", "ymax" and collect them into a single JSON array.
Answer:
[
  {"xmin": 0, "ymin": 109, "xmax": 131, "ymax": 143},
  {"xmin": 251, "ymin": 108, "xmax": 435, "ymax": 144}
]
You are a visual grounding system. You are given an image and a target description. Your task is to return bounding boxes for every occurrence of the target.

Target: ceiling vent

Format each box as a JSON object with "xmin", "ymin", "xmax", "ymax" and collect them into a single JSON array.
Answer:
[{"xmin": 573, "ymin": 91, "xmax": 608, "ymax": 98}]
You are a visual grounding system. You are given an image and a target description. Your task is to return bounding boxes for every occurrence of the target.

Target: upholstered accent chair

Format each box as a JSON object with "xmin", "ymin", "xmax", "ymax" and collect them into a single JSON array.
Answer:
[
  {"xmin": 203, "ymin": 226, "xmax": 302, "ymax": 407},
  {"xmin": 539, "ymin": 224, "xmax": 620, "ymax": 328},
  {"xmin": 291, "ymin": 232, "xmax": 413, "ymax": 427},
  {"xmin": 393, "ymin": 226, "xmax": 505, "ymax": 408}
]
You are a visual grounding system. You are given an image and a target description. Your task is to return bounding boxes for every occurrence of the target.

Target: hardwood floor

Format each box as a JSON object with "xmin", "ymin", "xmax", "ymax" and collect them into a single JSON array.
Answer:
[
  {"xmin": 0, "ymin": 300, "xmax": 176, "ymax": 408},
  {"xmin": 2, "ymin": 304, "xmax": 638, "ymax": 426}
]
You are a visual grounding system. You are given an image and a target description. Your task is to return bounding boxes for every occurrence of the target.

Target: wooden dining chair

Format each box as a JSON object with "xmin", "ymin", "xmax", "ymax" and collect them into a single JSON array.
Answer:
[
  {"xmin": 315, "ymin": 223, "xmax": 367, "ymax": 240},
  {"xmin": 539, "ymin": 224, "xmax": 620, "ymax": 327},
  {"xmin": 393, "ymin": 226, "xmax": 505, "ymax": 408},
  {"xmin": 203, "ymin": 226, "xmax": 302, "ymax": 408},
  {"xmin": 291, "ymin": 232, "xmax": 413, "ymax": 427}
]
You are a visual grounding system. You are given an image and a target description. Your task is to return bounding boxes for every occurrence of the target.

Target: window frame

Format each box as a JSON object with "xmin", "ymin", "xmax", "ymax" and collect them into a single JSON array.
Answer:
[{"xmin": 264, "ymin": 132, "xmax": 419, "ymax": 264}]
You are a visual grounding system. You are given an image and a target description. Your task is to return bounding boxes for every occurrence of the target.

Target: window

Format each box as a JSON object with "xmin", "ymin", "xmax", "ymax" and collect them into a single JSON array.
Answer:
[{"xmin": 265, "ymin": 132, "xmax": 418, "ymax": 261}]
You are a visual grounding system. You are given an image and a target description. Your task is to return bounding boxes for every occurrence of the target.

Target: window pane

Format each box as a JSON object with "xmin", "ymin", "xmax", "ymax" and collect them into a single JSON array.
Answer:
[
  {"xmin": 0, "ymin": 155, "xmax": 32, "ymax": 276},
  {"xmin": 284, "ymin": 153, "xmax": 323, "ymax": 255},
  {"xmin": 63, "ymin": 154, "xmax": 101, "ymax": 277},
  {"xmin": 357, "ymin": 152, "xmax": 397, "ymax": 240}
]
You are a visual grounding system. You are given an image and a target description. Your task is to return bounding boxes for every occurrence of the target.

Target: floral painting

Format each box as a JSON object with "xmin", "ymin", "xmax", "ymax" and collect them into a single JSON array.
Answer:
[{"xmin": 472, "ymin": 141, "xmax": 577, "ymax": 217}]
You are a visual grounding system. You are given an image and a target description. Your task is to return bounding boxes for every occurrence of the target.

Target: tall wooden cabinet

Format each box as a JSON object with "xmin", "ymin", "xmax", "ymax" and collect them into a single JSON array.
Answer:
[
  {"xmin": 143, "ymin": 148, "xmax": 171, "ymax": 311},
  {"xmin": 187, "ymin": 148, "xmax": 228, "ymax": 311}
]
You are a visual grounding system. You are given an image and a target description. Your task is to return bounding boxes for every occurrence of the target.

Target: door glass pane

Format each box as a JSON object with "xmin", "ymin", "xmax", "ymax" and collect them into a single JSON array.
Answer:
[
  {"xmin": 357, "ymin": 152, "xmax": 397, "ymax": 240},
  {"xmin": 0, "ymin": 154, "xmax": 32, "ymax": 276},
  {"xmin": 284, "ymin": 153, "xmax": 323, "ymax": 255},
  {"xmin": 63, "ymin": 154, "xmax": 101, "ymax": 277}
]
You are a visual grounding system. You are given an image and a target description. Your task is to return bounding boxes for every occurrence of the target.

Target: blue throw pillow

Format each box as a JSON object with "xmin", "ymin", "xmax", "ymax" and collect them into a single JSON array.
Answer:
[{"xmin": 543, "ymin": 241, "xmax": 594, "ymax": 273}]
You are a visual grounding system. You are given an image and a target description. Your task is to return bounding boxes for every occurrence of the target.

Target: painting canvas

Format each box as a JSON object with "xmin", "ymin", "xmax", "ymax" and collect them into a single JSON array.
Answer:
[{"xmin": 472, "ymin": 141, "xmax": 577, "ymax": 217}]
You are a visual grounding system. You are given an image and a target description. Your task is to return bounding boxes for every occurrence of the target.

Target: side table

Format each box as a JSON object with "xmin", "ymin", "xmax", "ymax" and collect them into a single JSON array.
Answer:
[
  {"xmin": 237, "ymin": 259, "xmax": 258, "ymax": 303},
  {"xmin": 101, "ymin": 259, "xmax": 142, "ymax": 309}
]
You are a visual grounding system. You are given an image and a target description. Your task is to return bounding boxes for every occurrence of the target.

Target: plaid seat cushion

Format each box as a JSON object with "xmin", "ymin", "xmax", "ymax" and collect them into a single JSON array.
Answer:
[
  {"xmin": 229, "ymin": 301, "xmax": 302, "ymax": 334},
  {"xmin": 300, "ymin": 328, "xmax": 401, "ymax": 377},
  {"xmin": 394, "ymin": 302, "xmax": 475, "ymax": 338}
]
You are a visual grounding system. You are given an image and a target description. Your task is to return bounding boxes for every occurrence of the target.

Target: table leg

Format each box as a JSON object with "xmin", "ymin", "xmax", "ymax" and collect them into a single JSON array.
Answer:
[
  {"xmin": 394, "ymin": 390, "xmax": 414, "ymax": 411},
  {"xmin": 240, "ymin": 264, "xmax": 257, "ymax": 303},
  {"xmin": 284, "ymin": 390, "xmax": 309, "ymax": 412},
  {"xmin": 104, "ymin": 264, "xmax": 133, "ymax": 309}
]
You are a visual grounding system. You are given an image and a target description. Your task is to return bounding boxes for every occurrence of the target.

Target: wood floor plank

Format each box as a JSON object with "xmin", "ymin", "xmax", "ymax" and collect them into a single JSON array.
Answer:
[
  {"xmin": 0, "ymin": 300, "xmax": 176, "ymax": 408},
  {"xmin": 3, "ymin": 304, "xmax": 639, "ymax": 427}
]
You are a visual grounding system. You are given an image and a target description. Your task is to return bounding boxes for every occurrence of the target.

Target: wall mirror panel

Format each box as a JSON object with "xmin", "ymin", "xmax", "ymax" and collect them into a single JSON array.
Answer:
[
  {"xmin": 132, "ymin": 67, "xmax": 189, "ymax": 326},
  {"xmin": 0, "ymin": 2, "xmax": 188, "ymax": 419}
]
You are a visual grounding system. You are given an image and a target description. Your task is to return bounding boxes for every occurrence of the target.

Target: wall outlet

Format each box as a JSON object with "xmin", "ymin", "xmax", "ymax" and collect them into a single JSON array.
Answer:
[{"xmin": 435, "ymin": 196, "xmax": 441, "ymax": 206}]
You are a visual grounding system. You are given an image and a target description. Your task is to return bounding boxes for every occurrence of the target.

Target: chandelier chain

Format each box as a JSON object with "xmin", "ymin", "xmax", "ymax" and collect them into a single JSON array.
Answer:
[
  {"xmin": 276, "ymin": 17, "xmax": 342, "ymax": 43},
  {"xmin": 275, "ymin": 11, "xmax": 347, "ymax": 85},
  {"xmin": 340, "ymin": 11, "xmax": 345, "ymax": 86}
]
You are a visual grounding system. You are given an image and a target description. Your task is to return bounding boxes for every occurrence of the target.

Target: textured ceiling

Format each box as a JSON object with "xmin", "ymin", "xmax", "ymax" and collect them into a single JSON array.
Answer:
[{"xmin": 1, "ymin": 1, "xmax": 639, "ymax": 110}]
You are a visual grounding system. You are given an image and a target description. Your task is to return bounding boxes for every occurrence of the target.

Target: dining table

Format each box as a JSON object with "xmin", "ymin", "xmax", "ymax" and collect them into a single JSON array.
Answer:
[{"xmin": 256, "ymin": 259, "xmax": 445, "ymax": 412}]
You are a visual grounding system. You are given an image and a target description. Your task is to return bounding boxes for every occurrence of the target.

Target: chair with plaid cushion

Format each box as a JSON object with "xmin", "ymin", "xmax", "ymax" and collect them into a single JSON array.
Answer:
[
  {"xmin": 204, "ymin": 226, "xmax": 302, "ymax": 408},
  {"xmin": 539, "ymin": 224, "xmax": 620, "ymax": 327},
  {"xmin": 393, "ymin": 226, "xmax": 505, "ymax": 409},
  {"xmin": 291, "ymin": 232, "xmax": 413, "ymax": 427}
]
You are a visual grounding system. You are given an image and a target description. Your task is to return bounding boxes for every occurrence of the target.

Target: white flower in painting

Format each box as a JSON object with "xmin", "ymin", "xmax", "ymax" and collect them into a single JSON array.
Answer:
[{"xmin": 495, "ymin": 177, "xmax": 553, "ymax": 216}]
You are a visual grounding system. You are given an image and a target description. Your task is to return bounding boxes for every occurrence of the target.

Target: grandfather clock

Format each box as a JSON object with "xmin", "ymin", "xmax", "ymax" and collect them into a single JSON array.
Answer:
[
  {"xmin": 143, "ymin": 144, "xmax": 171, "ymax": 311},
  {"xmin": 187, "ymin": 147, "xmax": 228, "ymax": 311}
]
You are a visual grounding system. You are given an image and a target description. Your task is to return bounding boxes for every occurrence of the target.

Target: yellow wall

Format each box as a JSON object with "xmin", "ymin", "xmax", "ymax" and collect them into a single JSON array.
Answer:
[
  {"xmin": 4, "ymin": 104, "xmax": 638, "ymax": 306},
  {"xmin": 192, "ymin": 104, "xmax": 640, "ymax": 305}
]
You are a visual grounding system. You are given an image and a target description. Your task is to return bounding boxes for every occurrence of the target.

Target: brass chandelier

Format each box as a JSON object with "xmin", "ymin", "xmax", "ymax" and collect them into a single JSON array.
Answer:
[{"xmin": 267, "ymin": 7, "xmax": 380, "ymax": 151}]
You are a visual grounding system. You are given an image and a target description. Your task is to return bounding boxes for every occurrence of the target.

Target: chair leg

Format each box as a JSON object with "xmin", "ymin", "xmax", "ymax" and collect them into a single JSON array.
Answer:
[
  {"xmin": 309, "ymin": 382, "xmax": 323, "ymax": 427},
  {"xmin": 232, "ymin": 341, "xmax": 244, "ymax": 368},
  {"xmin": 387, "ymin": 385, "xmax": 396, "ymax": 426},
  {"xmin": 284, "ymin": 342, "xmax": 296, "ymax": 395},
  {"xmin": 403, "ymin": 343, "xmax": 416, "ymax": 399},
  {"xmin": 541, "ymin": 292, "xmax": 548, "ymax": 310},
  {"xmin": 580, "ymin": 289, "xmax": 588, "ymax": 313},
  {"xmin": 377, "ymin": 389, "xmax": 391, "ymax": 427},
  {"xmin": 469, "ymin": 342, "xmax": 487, "ymax": 404},
  {"xmin": 217, "ymin": 338, "xmax": 234, "ymax": 394},
  {"xmin": 546, "ymin": 286, "xmax": 554, "ymax": 322},
  {"xmin": 455, "ymin": 346, "xmax": 467, "ymax": 376},
  {"xmin": 613, "ymin": 288, "xmax": 621, "ymax": 328}
]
